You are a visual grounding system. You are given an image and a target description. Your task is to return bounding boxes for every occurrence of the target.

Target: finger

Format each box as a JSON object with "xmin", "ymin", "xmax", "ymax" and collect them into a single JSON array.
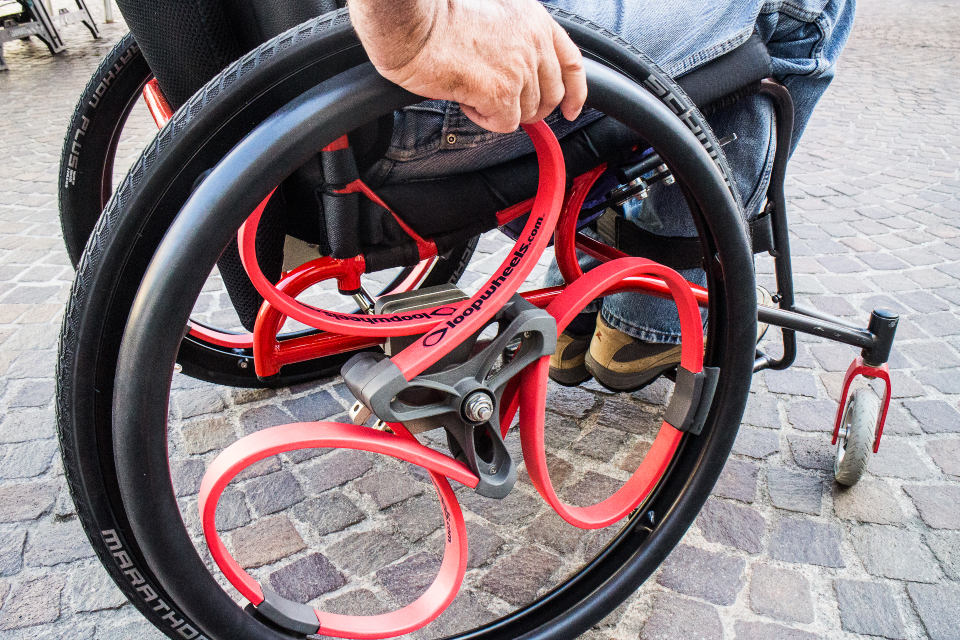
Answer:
[
  {"xmin": 461, "ymin": 101, "xmax": 522, "ymax": 134},
  {"xmin": 552, "ymin": 21, "xmax": 587, "ymax": 121},
  {"xmin": 526, "ymin": 48, "xmax": 564, "ymax": 123},
  {"xmin": 518, "ymin": 66, "xmax": 542, "ymax": 124},
  {"xmin": 456, "ymin": 67, "xmax": 522, "ymax": 133}
]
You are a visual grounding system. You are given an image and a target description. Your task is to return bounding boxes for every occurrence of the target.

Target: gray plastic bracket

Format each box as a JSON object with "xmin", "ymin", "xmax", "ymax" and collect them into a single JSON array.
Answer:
[
  {"xmin": 256, "ymin": 586, "xmax": 320, "ymax": 635},
  {"xmin": 663, "ymin": 366, "xmax": 720, "ymax": 435},
  {"xmin": 341, "ymin": 295, "xmax": 557, "ymax": 498}
]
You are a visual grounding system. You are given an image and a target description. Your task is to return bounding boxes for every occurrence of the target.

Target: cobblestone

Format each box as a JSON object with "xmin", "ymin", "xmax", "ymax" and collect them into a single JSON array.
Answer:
[
  {"xmin": 657, "ymin": 544, "xmax": 745, "ymax": 606},
  {"xmin": 904, "ymin": 485, "xmax": 960, "ymax": 529},
  {"xmin": 766, "ymin": 468, "xmax": 824, "ymax": 515},
  {"xmin": 594, "ymin": 398, "xmax": 658, "ymax": 435},
  {"xmin": 925, "ymin": 531, "xmax": 960, "ymax": 581},
  {"xmin": 835, "ymin": 579, "xmax": 907, "ymax": 639},
  {"xmin": 245, "ymin": 470, "xmax": 305, "ymax": 516},
  {"xmin": 282, "ymin": 389, "xmax": 343, "ymax": 422},
  {"xmin": 907, "ymin": 582, "xmax": 960, "ymax": 640},
  {"xmin": 711, "ymin": 459, "xmax": 759, "ymax": 503},
  {"xmin": 480, "ymin": 547, "xmax": 560, "ymax": 605},
  {"xmin": 740, "ymin": 393, "xmax": 780, "ymax": 429},
  {"xmin": 215, "ymin": 487, "xmax": 251, "ymax": 530},
  {"xmin": 640, "ymin": 592, "xmax": 723, "ymax": 640},
  {"xmin": 867, "ymin": 440, "xmax": 936, "ymax": 479},
  {"xmin": 325, "ymin": 531, "xmax": 406, "ymax": 577},
  {"xmin": 731, "ymin": 426, "xmax": 780, "ymax": 459},
  {"xmin": 459, "ymin": 488, "xmax": 540, "ymax": 525},
  {"xmin": 545, "ymin": 386, "xmax": 597, "ymax": 419},
  {"xmin": 24, "ymin": 520, "xmax": 94, "ymax": 567},
  {"xmin": 749, "ymin": 564, "xmax": 814, "ymax": 624},
  {"xmin": 0, "ymin": 439, "xmax": 57, "ymax": 480},
  {"xmin": 230, "ymin": 515, "xmax": 307, "ymax": 569},
  {"xmin": 0, "ymin": 530, "xmax": 25, "ymax": 577},
  {"xmin": 0, "ymin": 575, "xmax": 64, "ymax": 631},
  {"xmin": 571, "ymin": 427, "xmax": 627, "ymax": 462},
  {"xmin": 524, "ymin": 510, "xmax": 584, "ymax": 554},
  {"xmin": 561, "ymin": 472, "xmax": 624, "ymax": 507},
  {"xmin": 769, "ymin": 519, "xmax": 845, "ymax": 567},
  {"xmin": 902, "ymin": 399, "xmax": 960, "ymax": 433},
  {"xmin": 787, "ymin": 434, "xmax": 834, "ymax": 471},
  {"xmin": 169, "ymin": 458, "xmax": 206, "ymax": 497},
  {"xmin": 294, "ymin": 491, "xmax": 365, "ymax": 535},
  {"xmin": 733, "ymin": 621, "xmax": 820, "ymax": 640},
  {"xmin": 832, "ymin": 478, "xmax": 905, "ymax": 525},
  {"xmin": 695, "ymin": 497, "xmax": 765, "ymax": 554},
  {"xmin": 376, "ymin": 552, "xmax": 440, "ymax": 606},
  {"xmin": 66, "ymin": 564, "xmax": 126, "ymax": 612},
  {"xmin": 387, "ymin": 495, "xmax": 441, "ymax": 542},
  {"xmin": 851, "ymin": 524, "xmax": 941, "ymax": 582},
  {"xmin": 268, "ymin": 553, "xmax": 345, "ymax": 603},
  {"xmin": 301, "ymin": 449, "xmax": 373, "ymax": 494},
  {"xmin": 355, "ymin": 470, "xmax": 424, "ymax": 509}
]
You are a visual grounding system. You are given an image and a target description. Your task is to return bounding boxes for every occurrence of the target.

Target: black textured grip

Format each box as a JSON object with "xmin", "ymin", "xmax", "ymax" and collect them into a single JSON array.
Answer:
[
  {"xmin": 321, "ymin": 147, "xmax": 359, "ymax": 187},
  {"xmin": 321, "ymin": 147, "xmax": 363, "ymax": 259}
]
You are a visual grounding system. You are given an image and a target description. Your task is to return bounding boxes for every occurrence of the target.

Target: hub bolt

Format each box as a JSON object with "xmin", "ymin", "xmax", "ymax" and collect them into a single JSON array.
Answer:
[{"xmin": 464, "ymin": 392, "xmax": 494, "ymax": 423}]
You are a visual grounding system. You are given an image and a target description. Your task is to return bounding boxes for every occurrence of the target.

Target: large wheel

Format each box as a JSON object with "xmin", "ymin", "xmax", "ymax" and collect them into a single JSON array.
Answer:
[{"xmin": 58, "ymin": 8, "xmax": 756, "ymax": 640}]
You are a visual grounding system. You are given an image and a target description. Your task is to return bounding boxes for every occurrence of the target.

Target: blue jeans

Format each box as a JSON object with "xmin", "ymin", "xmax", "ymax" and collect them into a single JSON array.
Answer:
[{"xmin": 366, "ymin": 0, "xmax": 856, "ymax": 344}]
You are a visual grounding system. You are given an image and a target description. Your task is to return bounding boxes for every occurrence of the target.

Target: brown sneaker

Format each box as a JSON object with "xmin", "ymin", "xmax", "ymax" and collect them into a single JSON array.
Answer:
[
  {"xmin": 549, "ymin": 330, "xmax": 593, "ymax": 386},
  {"xmin": 584, "ymin": 315, "xmax": 682, "ymax": 392}
]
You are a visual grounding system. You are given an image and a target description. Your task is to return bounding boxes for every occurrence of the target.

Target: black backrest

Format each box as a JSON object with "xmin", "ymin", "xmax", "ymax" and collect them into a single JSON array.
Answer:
[{"xmin": 116, "ymin": 0, "xmax": 342, "ymax": 109}]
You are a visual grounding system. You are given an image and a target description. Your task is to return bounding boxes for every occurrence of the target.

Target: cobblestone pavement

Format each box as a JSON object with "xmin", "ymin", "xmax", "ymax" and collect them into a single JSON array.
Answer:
[{"xmin": 1, "ymin": 0, "xmax": 959, "ymax": 638}]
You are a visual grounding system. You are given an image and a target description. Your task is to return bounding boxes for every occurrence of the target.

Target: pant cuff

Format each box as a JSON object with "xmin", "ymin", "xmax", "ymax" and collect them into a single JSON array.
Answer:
[{"xmin": 600, "ymin": 308, "xmax": 683, "ymax": 345}]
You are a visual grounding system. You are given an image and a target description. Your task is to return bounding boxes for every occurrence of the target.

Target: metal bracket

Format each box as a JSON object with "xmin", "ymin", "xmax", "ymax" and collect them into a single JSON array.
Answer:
[{"xmin": 343, "ymin": 295, "xmax": 557, "ymax": 498}]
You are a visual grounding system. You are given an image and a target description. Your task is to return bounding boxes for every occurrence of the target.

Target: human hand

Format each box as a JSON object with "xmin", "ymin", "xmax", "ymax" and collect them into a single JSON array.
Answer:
[{"xmin": 352, "ymin": 0, "xmax": 586, "ymax": 133}]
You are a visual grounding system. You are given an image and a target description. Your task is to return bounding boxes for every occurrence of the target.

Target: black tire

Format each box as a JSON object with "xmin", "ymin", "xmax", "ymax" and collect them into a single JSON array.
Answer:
[
  {"xmin": 59, "ymin": 32, "xmax": 151, "ymax": 268},
  {"xmin": 58, "ymin": 8, "xmax": 756, "ymax": 640},
  {"xmin": 56, "ymin": 30, "xmax": 476, "ymax": 389}
]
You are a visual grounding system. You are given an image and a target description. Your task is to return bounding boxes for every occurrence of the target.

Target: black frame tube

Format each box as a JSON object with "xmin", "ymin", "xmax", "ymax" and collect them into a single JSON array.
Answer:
[{"xmin": 751, "ymin": 79, "xmax": 898, "ymax": 372}]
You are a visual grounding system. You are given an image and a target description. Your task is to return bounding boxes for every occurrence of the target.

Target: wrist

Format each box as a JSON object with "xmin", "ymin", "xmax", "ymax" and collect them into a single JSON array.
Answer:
[{"xmin": 351, "ymin": 0, "xmax": 445, "ymax": 72}]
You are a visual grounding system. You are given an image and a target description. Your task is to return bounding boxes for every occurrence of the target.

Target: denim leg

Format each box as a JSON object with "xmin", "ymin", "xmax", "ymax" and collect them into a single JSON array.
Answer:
[
  {"xmin": 598, "ymin": 0, "xmax": 856, "ymax": 344},
  {"xmin": 368, "ymin": 0, "xmax": 856, "ymax": 345},
  {"xmin": 544, "ymin": 97, "xmax": 775, "ymax": 344},
  {"xmin": 757, "ymin": 0, "xmax": 857, "ymax": 149}
]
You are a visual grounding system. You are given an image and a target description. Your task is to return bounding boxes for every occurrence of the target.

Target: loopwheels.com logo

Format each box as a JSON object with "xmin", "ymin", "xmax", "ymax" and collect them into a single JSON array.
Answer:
[
  {"xmin": 423, "ymin": 215, "xmax": 543, "ymax": 348},
  {"xmin": 319, "ymin": 306, "xmax": 458, "ymax": 324}
]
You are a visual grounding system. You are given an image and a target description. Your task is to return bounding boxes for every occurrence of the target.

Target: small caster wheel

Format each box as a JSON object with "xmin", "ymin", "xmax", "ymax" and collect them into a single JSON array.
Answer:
[{"xmin": 834, "ymin": 388, "xmax": 879, "ymax": 486}]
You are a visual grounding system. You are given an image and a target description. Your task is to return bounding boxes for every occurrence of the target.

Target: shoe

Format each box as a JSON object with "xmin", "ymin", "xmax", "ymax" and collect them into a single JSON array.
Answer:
[
  {"xmin": 584, "ymin": 315, "xmax": 682, "ymax": 392},
  {"xmin": 548, "ymin": 330, "xmax": 593, "ymax": 386},
  {"xmin": 757, "ymin": 285, "xmax": 773, "ymax": 342}
]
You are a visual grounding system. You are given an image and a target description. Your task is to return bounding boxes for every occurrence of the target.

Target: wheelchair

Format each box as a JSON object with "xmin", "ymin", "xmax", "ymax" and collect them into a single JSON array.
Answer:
[{"xmin": 56, "ymin": 5, "xmax": 899, "ymax": 640}]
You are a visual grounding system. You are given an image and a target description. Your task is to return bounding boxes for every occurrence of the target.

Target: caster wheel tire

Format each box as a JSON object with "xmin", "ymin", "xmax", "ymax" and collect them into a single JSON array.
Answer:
[{"xmin": 834, "ymin": 388, "xmax": 879, "ymax": 487}]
